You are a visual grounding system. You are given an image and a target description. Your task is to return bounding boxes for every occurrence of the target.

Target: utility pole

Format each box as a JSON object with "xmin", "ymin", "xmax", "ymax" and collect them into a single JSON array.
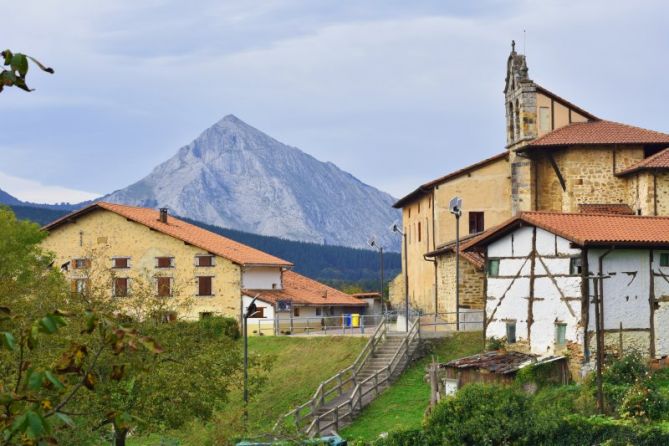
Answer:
[{"xmin": 449, "ymin": 197, "xmax": 462, "ymax": 331}]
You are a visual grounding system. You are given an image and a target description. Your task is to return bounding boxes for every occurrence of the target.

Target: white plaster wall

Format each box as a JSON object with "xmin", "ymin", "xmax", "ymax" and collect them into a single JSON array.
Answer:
[
  {"xmin": 653, "ymin": 250, "xmax": 669, "ymax": 297},
  {"xmin": 655, "ymin": 302, "xmax": 669, "ymax": 356},
  {"xmin": 486, "ymin": 225, "xmax": 583, "ymax": 354},
  {"xmin": 242, "ymin": 267, "xmax": 283, "ymax": 290},
  {"xmin": 587, "ymin": 249, "xmax": 649, "ymax": 331}
]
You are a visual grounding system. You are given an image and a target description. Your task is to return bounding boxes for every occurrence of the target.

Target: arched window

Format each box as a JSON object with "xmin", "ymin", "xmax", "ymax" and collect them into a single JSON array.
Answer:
[
  {"xmin": 514, "ymin": 99, "xmax": 521, "ymax": 140},
  {"xmin": 507, "ymin": 101, "xmax": 515, "ymax": 142}
]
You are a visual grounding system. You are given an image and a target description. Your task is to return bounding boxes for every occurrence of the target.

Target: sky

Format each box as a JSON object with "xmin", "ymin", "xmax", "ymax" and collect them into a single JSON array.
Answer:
[{"xmin": 2, "ymin": 0, "xmax": 669, "ymax": 203}]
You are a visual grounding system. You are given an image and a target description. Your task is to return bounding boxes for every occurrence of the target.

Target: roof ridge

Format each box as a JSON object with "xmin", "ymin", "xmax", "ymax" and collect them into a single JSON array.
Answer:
[{"xmin": 522, "ymin": 210, "xmax": 669, "ymax": 219}]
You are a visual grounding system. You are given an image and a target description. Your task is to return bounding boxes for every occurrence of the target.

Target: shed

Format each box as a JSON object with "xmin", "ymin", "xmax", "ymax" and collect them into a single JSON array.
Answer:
[{"xmin": 439, "ymin": 351, "xmax": 568, "ymax": 394}]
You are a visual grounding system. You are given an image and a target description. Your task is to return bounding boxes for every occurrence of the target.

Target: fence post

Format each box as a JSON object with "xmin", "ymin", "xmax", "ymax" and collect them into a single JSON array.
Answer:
[
  {"xmin": 361, "ymin": 315, "xmax": 364, "ymax": 334},
  {"xmin": 338, "ymin": 373, "xmax": 343, "ymax": 396},
  {"xmin": 334, "ymin": 405, "xmax": 339, "ymax": 432},
  {"xmin": 307, "ymin": 317, "xmax": 310, "ymax": 335}
]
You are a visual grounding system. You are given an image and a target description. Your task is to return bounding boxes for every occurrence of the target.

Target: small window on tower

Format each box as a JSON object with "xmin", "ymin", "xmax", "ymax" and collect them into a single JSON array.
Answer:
[{"xmin": 418, "ymin": 222, "xmax": 422, "ymax": 242}]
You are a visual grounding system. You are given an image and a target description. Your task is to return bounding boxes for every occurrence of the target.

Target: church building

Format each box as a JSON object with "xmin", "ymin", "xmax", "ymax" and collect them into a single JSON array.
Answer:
[{"xmin": 391, "ymin": 42, "xmax": 669, "ymax": 326}]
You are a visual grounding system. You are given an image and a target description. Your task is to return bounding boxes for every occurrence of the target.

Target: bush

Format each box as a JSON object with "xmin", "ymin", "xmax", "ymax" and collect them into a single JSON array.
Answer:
[
  {"xmin": 370, "ymin": 429, "xmax": 431, "ymax": 446},
  {"xmin": 426, "ymin": 384, "xmax": 535, "ymax": 445},
  {"xmin": 619, "ymin": 381, "xmax": 669, "ymax": 422},
  {"xmin": 198, "ymin": 316, "xmax": 240, "ymax": 340}
]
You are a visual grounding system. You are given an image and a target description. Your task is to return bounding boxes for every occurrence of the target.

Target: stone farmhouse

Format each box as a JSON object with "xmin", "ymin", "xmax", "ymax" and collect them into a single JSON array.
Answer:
[
  {"xmin": 390, "ymin": 42, "xmax": 669, "ymax": 322},
  {"xmin": 41, "ymin": 202, "xmax": 365, "ymax": 325},
  {"xmin": 463, "ymin": 212, "xmax": 669, "ymax": 373}
]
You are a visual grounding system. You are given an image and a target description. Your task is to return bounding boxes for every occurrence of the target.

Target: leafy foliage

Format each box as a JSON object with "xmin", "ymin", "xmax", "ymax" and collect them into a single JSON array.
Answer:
[{"xmin": 0, "ymin": 50, "xmax": 53, "ymax": 93}]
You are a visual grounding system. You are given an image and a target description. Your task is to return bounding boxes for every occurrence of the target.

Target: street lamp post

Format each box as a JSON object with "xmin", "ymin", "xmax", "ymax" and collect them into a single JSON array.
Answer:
[
  {"xmin": 449, "ymin": 197, "xmax": 462, "ymax": 331},
  {"xmin": 369, "ymin": 239, "xmax": 385, "ymax": 314},
  {"xmin": 392, "ymin": 224, "xmax": 409, "ymax": 332},
  {"xmin": 243, "ymin": 295, "xmax": 260, "ymax": 429}
]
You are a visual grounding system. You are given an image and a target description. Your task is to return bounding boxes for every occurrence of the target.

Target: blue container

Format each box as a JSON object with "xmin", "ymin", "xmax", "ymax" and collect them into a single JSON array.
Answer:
[{"xmin": 343, "ymin": 314, "xmax": 352, "ymax": 327}]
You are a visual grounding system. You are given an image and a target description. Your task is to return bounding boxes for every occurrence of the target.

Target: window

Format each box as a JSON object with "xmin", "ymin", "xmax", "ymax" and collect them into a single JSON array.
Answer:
[
  {"xmin": 197, "ymin": 276, "xmax": 213, "ymax": 296},
  {"xmin": 156, "ymin": 257, "xmax": 174, "ymax": 268},
  {"xmin": 418, "ymin": 222, "xmax": 422, "ymax": 242},
  {"xmin": 570, "ymin": 257, "xmax": 582, "ymax": 275},
  {"xmin": 196, "ymin": 255, "xmax": 214, "ymax": 267},
  {"xmin": 113, "ymin": 257, "xmax": 129, "ymax": 269},
  {"xmin": 157, "ymin": 277, "xmax": 172, "ymax": 297},
  {"xmin": 469, "ymin": 212, "xmax": 484, "ymax": 234},
  {"xmin": 200, "ymin": 312, "xmax": 213, "ymax": 319},
  {"xmin": 249, "ymin": 307, "xmax": 264, "ymax": 318},
  {"xmin": 71, "ymin": 279, "xmax": 88, "ymax": 295},
  {"xmin": 294, "ymin": 307, "xmax": 300, "ymax": 317},
  {"xmin": 555, "ymin": 323, "xmax": 567, "ymax": 346},
  {"xmin": 418, "ymin": 202, "xmax": 421, "ymax": 214},
  {"xmin": 316, "ymin": 307, "xmax": 322, "ymax": 316},
  {"xmin": 487, "ymin": 259, "xmax": 500, "ymax": 277},
  {"xmin": 506, "ymin": 322, "xmax": 517, "ymax": 344},
  {"xmin": 661, "ymin": 253, "xmax": 669, "ymax": 267},
  {"xmin": 73, "ymin": 258, "xmax": 90, "ymax": 269},
  {"xmin": 113, "ymin": 277, "xmax": 128, "ymax": 297}
]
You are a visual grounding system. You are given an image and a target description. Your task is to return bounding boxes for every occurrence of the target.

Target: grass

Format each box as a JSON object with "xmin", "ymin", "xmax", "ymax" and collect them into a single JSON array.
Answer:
[
  {"xmin": 129, "ymin": 335, "xmax": 367, "ymax": 445},
  {"xmin": 340, "ymin": 331, "xmax": 484, "ymax": 442}
]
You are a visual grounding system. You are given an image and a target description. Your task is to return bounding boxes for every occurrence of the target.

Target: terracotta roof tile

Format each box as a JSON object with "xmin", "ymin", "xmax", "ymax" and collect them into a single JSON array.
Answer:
[
  {"xmin": 244, "ymin": 271, "xmax": 365, "ymax": 306},
  {"xmin": 467, "ymin": 211, "xmax": 669, "ymax": 249},
  {"xmin": 578, "ymin": 203, "xmax": 635, "ymax": 215},
  {"xmin": 43, "ymin": 202, "xmax": 293, "ymax": 267},
  {"xmin": 526, "ymin": 120, "xmax": 669, "ymax": 148},
  {"xmin": 616, "ymin": 147, "xmax": 669, "ymax": 176},
  {"xmin": 425, "ymin": 232, "xmax": 487, "ymax": 270}
]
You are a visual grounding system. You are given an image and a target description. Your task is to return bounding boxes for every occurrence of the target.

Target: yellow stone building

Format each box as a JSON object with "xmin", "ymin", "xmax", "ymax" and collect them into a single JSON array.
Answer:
[
  {"xmin": 391, "ymin": 42, "xmax": 669, "ymax": 319},
  {"xmin": 41, "ymin": 202, "xmax": 364, "ymax": 323}
]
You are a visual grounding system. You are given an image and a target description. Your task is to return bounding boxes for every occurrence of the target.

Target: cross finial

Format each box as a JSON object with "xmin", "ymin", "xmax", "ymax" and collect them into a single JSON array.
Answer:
[{"xmin": 511, "ymin": 40, "xmax": 516, "ymax": 52}]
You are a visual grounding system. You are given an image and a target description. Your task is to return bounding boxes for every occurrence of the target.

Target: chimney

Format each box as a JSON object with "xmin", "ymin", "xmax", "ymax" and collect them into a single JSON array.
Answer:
[{"xmin": 159, "ymin": 208, "xmax": 168, "ymax": 224}]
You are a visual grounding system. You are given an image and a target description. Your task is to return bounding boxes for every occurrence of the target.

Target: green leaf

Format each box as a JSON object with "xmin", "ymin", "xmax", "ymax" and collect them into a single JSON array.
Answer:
[
  {"xmin": 2, "ymin": 49, "xmax": 12, "ymax": 65},
  {"xmin": 27, "ymin": 369, "xmax": 44, "ymax": 390},
  {"xmin": 1, "ymin": 332, "xmax": 16, "ymax": 351},
  {"xmin": 55, "ymin": 412, "xmax": 75, "ymax": 427},
  {"xmin": 83, "ymin": 310, "xmax": 98, "ymax": 334},
  {"xmin": 0, "ymin": 70, "xmax": 17, "ymax": 86},
  {"xmin": 28, "ymin": 322, "xmax": 39, "ymax": 349},
  {"xmin": 39, "ymin": 315, "xmax": 58, "ymax": 334},
  {"xmin": 25, "ymin": 410, "xmax": 48, "ymax": 439},
  {"xmin": 44, "ymin": 371, "xmax": 65, "ymax": 390},
  {"xmin": 10, "ymin": 53, "xmax": 28, "ymax": 77}
]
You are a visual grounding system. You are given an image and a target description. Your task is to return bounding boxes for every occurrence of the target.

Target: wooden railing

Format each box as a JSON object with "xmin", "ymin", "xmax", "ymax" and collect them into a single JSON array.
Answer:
[
  {"xmin": 303, "ymin": 318, "xmax": 420, "ymax": 437},
  {"xmin": 272, "ymin": 315, "xmax": 389, "ymax": 433}
]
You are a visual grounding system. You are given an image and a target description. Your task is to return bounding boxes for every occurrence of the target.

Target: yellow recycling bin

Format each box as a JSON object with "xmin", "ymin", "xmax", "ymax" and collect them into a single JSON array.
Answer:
[{"xmin": 351, "ymin": 313, "xmax": 360, "ymax": 328}]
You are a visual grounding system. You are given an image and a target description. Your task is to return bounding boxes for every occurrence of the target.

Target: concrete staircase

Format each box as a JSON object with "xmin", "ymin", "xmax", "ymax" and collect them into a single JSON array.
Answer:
[{"xmin": 274, "ymin": 318, "xmax": 421, "ymax": 437}]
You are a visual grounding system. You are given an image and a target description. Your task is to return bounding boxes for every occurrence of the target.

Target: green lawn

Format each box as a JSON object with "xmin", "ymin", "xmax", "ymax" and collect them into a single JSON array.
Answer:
[
  {"xmin": 340, "ymin": 331, "xmax": 484, "ymax": 442},
  {"xmin": 129, "ymin": 335, "xmax": 367, "ymax": 446}
]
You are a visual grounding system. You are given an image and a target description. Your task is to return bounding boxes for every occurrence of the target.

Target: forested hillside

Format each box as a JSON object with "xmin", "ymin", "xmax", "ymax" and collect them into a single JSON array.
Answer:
[{"xmin": 8, "ymin": 205, "xmax": 400, "ymax": 290}]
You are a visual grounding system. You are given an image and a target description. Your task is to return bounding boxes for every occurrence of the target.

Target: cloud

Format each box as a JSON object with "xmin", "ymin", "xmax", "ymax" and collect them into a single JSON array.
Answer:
[{"xmin": 0, "ymin": 172, "xmax": 100, "ymax": 204}]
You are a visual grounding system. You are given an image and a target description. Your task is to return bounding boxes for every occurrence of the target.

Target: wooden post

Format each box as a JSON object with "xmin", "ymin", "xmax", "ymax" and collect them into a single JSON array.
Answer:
[
  {"xmin": 594, "ymin": 277, "xmax": 604, "ymax": 414},
  {"xmin": 619, "ymin": 322, "xmax": 623, "ymax": 356},
  {"xmin": 429, "ymin": 356, "xmax": 439, "ymax": 408}
]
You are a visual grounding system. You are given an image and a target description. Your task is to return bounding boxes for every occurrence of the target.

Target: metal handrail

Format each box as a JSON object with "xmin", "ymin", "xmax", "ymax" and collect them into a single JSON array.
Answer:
[{"xmin": 273, "ymin": 315, "xmax": 389, "ymax": 432}]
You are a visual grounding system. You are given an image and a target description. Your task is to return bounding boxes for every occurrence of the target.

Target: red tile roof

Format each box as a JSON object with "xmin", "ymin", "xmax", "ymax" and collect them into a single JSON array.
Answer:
[
  {"xmin": 526, "ymin": 120, "xmax": 669, "ymax": 148},
  {"xmin": 466, "ymin": 211, "xmax": 669, "ymax": 249},
  {"xmin": 425, "ymin": 233, "xmax": 487, "ymax": 270},
  {"xmin": 578, "ymin": 203, "xmax": 635, "ymax": 215},
  {"xmin": 244, "ymin": 270, "xmax": 366, "ymax": 307},
  {"xmin": 616, "ymin": 147, "xmax": 669, "ymax": 176},
  {"xmin": 393, "ymin": 152, "xmax": 508, "ymax": 208},
  {"xmin": 43, "ymin": 202, "xmax": 293, "ymax": 267}
]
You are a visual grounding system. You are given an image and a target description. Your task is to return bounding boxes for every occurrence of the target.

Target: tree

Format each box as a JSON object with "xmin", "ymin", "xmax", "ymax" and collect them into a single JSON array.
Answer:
[
  {"xmin": 0, "ymin": 50, "xmax": 53, "ymax": 93},
  {"xmin": 0, "ymin": 206, "xmax": 163, "ymax": 445}
]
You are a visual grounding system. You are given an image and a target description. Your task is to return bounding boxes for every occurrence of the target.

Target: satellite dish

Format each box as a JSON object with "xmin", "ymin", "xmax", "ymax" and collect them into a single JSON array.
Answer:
[
  {"xmin": 389, "ymin": 220, "xmax": 401, "ymax": 233},
  {"xmin": 368, "ymin": 236, "xmax": 377, "ymax": 248},
  {"xmin": 449, "ymin": 196, "xmax": 462, "ymax": 215}
]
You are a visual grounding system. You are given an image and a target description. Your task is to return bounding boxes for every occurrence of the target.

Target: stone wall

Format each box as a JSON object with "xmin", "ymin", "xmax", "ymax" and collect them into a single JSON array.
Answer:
[
  {"xmin": 655, "ymin": 172, "xmax": 669, "ymax": 215},
  {"xmin": 436, "ymin": 252, "xmax": 485, "ymax": 314},
  {"xmin": 536, "ymin": 146, "xmax": 644, "ymax": 212}
]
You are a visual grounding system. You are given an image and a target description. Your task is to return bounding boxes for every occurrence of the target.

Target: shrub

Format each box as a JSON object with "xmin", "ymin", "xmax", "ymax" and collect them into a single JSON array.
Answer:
[
  {"xmin": 426, "ymin": 384, "xmax": 535, "ymax": 445},
  {"xmin": 198, "ymin": 316, "xmax": 240, "ymax": 339},
  {"xmin": 486, "ymin": 336, "xmax": 504, "ymax": 351},
  {"xmin": 370, "ymin": 429, "xmax": 432, "ymax": 446},
  {"xmin": 619, "ymin": 381, "xmax": 669, "ymax": 422}
]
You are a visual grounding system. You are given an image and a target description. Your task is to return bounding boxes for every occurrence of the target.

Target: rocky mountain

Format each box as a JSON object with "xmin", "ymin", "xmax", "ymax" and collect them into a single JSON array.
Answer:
[{"xmin": 103, "ymin": 115, "xmax": 401, "ymax": 250}]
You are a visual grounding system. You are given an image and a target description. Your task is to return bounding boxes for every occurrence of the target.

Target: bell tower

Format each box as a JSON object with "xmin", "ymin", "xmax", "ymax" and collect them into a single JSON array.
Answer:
[{"xmin": 504, "ymin": 41, "xmax": 537, "ymax": 213}]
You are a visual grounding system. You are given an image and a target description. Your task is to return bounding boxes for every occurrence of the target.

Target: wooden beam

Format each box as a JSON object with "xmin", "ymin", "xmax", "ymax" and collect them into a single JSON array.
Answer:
[{"xmin": 546, "ymin": 152, "xmax": 567, "ymax": 191}]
